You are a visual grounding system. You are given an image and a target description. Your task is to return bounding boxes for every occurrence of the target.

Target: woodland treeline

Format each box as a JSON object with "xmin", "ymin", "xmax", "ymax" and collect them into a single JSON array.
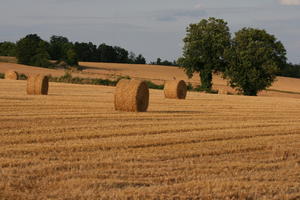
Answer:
[{"xmin": 0, "ymin": 34, "xmax": 148, "ymax": 68}]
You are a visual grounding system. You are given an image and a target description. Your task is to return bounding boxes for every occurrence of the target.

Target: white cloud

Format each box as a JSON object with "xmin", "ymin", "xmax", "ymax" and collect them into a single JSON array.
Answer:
[{"xmin": 279, "ymin": 0, "xmax": 300, "ymax": 5}]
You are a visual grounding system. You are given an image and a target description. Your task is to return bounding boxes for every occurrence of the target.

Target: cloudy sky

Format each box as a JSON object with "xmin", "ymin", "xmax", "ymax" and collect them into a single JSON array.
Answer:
[{"xmin": 0, "ymin": 0, "xmax": 299, "ymax": 63}]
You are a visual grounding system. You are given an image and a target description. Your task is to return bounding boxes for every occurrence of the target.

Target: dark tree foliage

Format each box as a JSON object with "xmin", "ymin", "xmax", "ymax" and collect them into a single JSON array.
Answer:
[
  {"xmin": 178, "ymin": 17, "xmax": 231, "ymax": 92},
  {"xmin": 134, "ymin": 54, "xmax": 146, "ymax": 64},
  {"xmin": 0, "ymin": 42, "xmax": 16, "ymax": 56},
  {"xmin": 97, "ymin": 43, "xmax": 116, "ymax": 62},
  {"xmin": 95, "ymin": 44, "xmax": 135, "ymax": 63},
  {"xmin": 49, "ymin": 35, "xmax": 70, "ymax": 60},
  {"xmin": 224, "ymin": 28, "xmax": 287, "ymax": 96},
  {"xmin": 16, "ymin": 34, "xmax": 51, "ymax": 67},
  {"xmin": 16, "ymin": 34, "xmax": 42, "ymax": 64},
  {"xmin": 150, "ymin": 58, "xmax": 177, "ymax": 66},
  {"xmin": 127, "ymin": 52, "xmax": 146, "ymax": 64},
  {"xmin": 74, "ymin": 42, "xmax": 98, "ymax": 62},
  {"xmin": 277, "ymin": 63, "xmax": 300, "ymax": 78},
  {"xmin": 65, "ymin": 48, "xmax": 79, "ymax": 66},
  {"xmin": 30, "ymin": 41, "xmax": 51, "ymax": 68},
  {"xmin": 4, "ymin": 34, "xmax": 147, "ymax": 67},
  {"xmin": 114, "ymin": 46, "xmax": 129, "ymax": 63}
]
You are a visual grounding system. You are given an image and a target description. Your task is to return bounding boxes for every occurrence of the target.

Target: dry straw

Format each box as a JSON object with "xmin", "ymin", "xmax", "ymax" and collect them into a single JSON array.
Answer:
[
  {"xmin": 114, "ymin": 79, "xmax": 149, "ymax": 112},
  {"xmin": 218, "ymin": 89, "xmax": 228, "ymax": 95},
  {"xmin": 27, "ymin": 74, "xmax": 49, "ymax": 95},
  {"xmin": 164, "ymin": 80, "xmax": 187, "ymax": 99},
  {"xmin": 5, "ymin": 70, "xmax": 18, "ymax": 80},
  {"xmin": 26, "ymin": 75, "xmax": 36, "ymax": 95}
]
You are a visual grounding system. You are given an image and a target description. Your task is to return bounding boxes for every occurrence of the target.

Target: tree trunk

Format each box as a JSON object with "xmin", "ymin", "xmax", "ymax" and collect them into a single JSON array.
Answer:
[{"xmin": 200, "ymin": 68, "xmax": 212, "ymax": 92}]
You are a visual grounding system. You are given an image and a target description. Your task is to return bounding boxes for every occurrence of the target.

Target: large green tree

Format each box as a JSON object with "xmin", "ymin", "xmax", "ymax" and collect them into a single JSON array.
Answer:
[
  {"xmin": 224, "ymin": 28, "xmax": 287, "ymax": 96},
  {"xmin": 178, "ymin": 17, "xmax": 231, "ymax": 91}
]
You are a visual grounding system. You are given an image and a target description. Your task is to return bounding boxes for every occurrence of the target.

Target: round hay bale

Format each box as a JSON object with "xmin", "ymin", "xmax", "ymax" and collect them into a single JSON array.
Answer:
[
  {"xmin": 26, "ymin": 75, "xmax": 36, "ymax": 95},
  {"xmin": 5, "ymin": 70, "xmax": 18, "ymax": 80},
  {"xmin": 34, "ymin": 74, "xmax": 49, "ymax": 95},
  {"xmin": 164, "ymin": 80, "xmax": 187, "ymax": 99},
  {"xmin": 114, "ymin": 79, "xmax": 149, "ymax": 112}
]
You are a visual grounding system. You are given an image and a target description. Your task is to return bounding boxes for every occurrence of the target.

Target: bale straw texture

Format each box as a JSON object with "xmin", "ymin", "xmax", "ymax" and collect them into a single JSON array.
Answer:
[
  {"xmin": 164, "ymin": 80, "xmax": 187, "ymax": 99},
  {"xmin": 35, "ymin": 75, "xmax": 49, "ymax": 95},
  {"xmin": 5, "ymin": 70, "xmax": 18, "ymax": 80},
  {"xmin": 26, "ymin": 75, "xmax": 36, "ymax": 95},
  {"xmin": 114, "ymin": 79, "xmax": 149, "ymax": 112},
  {"xmin": 26, "ymin": 74, "xmax": 49, "ymax": 95}
]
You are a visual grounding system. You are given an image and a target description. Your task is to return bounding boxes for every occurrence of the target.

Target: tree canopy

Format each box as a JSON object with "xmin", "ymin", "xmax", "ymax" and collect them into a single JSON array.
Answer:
[
  {"xmin": 224, "ymin": 28, "xmax": 287, "ymax": 96},
  {"xmin": 178, "ymin": 17, "xmax": 231, "ymax": 91},
  {"xmin": 16, "ymin": 34, "xmax": 51, "ymax": 67}
]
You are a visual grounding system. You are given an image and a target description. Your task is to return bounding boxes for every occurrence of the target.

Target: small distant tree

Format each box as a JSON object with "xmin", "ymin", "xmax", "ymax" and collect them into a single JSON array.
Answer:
[
  {"xmin": 65, "ymin": 48, "xmax": 78, "ymax": 66},
  {"xmin": 127, "ymin": 52, "xmax": 146, "ymax": 64},
  {"xmin": 151, "ymin": 58, "xmax": 178, "ymax": 66},
  {"xmin": 178, "ymin": 17, "xmax": 231, "ymax": 92},
  {"xmin": 128, "ymin": 52, "xmax": 136, "ymax": 63},
  {"xmin": 224, "ymin": 28, "xmax": 287, "ymax": 96},
  {"xmin": 156, "ymin": 58, "xmax": 162, "ymax": 65},
  {"xmin": 0, "ymin": 42, "xmax": 16, "ymax": 56},
  {"xmin": 134, "ymin": 54, "xmax": 146, "ymax": 64}
]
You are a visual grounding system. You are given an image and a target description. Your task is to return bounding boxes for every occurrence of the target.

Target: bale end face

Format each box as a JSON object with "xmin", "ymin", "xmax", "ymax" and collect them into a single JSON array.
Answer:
[
  {"xmin": 35, "ymin": 75, "xmax": 49, "ymax": 95},
  {"xmin": 114, "ymin": 79, "xmax": 149, "ymax": 112},
  {"xmin": 27, "ymin": 74, "xmax": 49, "ymax": 95},
  {"xmin": 164, "ymin": 80, "xmax": 187, "ymax": 99},
  {"xmin": 5, "ymin": 70, "xmax": 18, "ymax": 80}
]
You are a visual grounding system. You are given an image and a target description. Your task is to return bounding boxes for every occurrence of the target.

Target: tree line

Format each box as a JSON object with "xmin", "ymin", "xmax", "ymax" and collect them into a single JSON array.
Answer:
[{"xmin": 0, "ymin": 34, "xmax": 147, "ymax": 68}]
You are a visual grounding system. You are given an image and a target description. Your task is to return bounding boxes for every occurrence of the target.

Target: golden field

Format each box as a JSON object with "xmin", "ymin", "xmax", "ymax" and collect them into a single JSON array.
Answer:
[
  {"xmin": 0, "ymin": 77, "xmax": 300, "ymax": 199},
  {"xmin": 2, "ymin": 61, "xmax": 300, "ymax": 98}
]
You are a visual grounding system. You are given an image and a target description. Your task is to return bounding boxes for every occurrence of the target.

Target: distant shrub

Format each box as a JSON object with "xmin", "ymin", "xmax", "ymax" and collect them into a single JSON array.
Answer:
[
  {"xmin": 187, "ymin": 82, "xmax": 194, "ymax": 91},
  {"xmin": 91, "ymin": 79, "xmax": 117, "ymax": 86},
  {"xmin": 19, "ymin": 73, "xmax": 28, "ymax": 80},
  {"xmin": 191, "ymin": 85, "xmax": 218, "ymax": 94},
  {"xmin": 145, "ymin": 80, "xmax": 164, "ymax": 90},
  {"xmin": 116, "ymin": 75, "xmax": 131, "ymax": 82}
]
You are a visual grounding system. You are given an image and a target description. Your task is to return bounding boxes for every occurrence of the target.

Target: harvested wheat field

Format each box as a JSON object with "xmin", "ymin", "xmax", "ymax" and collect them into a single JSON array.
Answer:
[
  {"xmin": 0, "ymin": 79, "xmax": 300, "ymax": 199},
  {"xmin": 3, "ymin": 61, "xmax": 300, "ymax": 99}
]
